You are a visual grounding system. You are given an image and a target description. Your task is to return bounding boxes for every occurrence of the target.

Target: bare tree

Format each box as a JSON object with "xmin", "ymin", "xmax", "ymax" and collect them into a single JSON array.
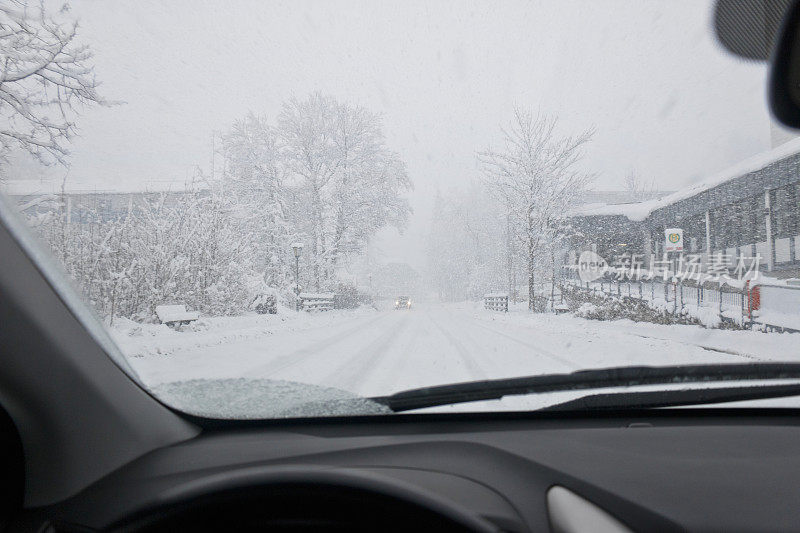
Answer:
[
  {"xmin": 479, "ymin": 108, "xmax": 594, "ymax": 311},
  {"xmin": 624, "ymin": 170, "xmax": 655, "ymax": 202},
  {"xmin": 0, "ymin": 1, "xmax": 107, "ymax": 168}
]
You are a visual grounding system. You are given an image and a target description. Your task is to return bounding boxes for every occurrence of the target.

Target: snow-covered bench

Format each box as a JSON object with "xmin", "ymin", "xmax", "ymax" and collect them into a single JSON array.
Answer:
[
  {"xmin": 299, "ymin": 293, "xmax": 335, "ymax": 312},
  {"xmin": 484, "ymin": 293, "xmax": 509, "ymax": 312},
  {"xmin": 155, "ymin": 304, "xmax": 199, "ymax": 327},
  {"xmin": 553, "ymin": 303, "xmax": 570, "ymax": 314}
]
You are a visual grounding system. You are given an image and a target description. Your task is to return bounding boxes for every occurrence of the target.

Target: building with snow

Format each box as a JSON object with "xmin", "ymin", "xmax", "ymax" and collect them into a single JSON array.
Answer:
[
  {"xmin": 2, "ymin": 180, "xmax": 203, "ymax": 224},
  {"xmin": 568, "ymin": 138, "xmax": 800, "ymax": 277}
]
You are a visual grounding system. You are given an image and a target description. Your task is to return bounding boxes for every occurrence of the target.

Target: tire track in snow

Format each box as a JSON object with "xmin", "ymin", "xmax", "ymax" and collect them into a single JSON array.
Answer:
[
  {"xmin": 323, "ymin": 312, "xmax": 412, "ymax": 392},
  {"xmin": 428, "ymin": 312, "xmax": 489, "ymax": 381},
  {"xmin": 247, "ymin": 312, "xmax": 391, "ymax": 378},
  {"xmin": 465, "ymin": 318, "xmax": 580, "ymax": 370},
  {"xmin": 364, "ymin": 312, "xmax": 426, "ymax": 393}
]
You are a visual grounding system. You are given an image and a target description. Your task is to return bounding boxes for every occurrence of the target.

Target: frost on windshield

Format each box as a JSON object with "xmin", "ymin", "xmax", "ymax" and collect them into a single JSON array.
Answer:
[{"xmin": 2, "ymin": 1, "xmax": 800, "ymax": 418}]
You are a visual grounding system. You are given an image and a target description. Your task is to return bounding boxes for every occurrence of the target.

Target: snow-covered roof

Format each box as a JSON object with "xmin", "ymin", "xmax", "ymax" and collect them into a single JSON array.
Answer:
[
  {"xmin": 571, "ymin": 136, "xmax": 800, "ymax": 222},
  {"xmin": 570, "ymin": 201, "xmax": 656, "ymax": 221},
  {"xmin": 0, "ymin": 179, "xmax": 206, "ymax": 196}
]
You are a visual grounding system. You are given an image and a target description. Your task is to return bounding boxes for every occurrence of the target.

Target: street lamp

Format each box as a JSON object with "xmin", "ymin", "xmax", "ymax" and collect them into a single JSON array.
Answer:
[{"xmin": 291, "ymin": 242, "xmax": 304, "ymax": 311}]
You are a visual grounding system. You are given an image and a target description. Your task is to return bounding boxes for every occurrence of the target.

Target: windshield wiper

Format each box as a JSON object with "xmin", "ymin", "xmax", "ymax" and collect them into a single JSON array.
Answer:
[
  {"xmin": 369, "ymin": 363, "xmax": 800, "ymax": 412},
  {"xmin": 541, "ymin": 383, "xmax": 800, "ymax": 412}
]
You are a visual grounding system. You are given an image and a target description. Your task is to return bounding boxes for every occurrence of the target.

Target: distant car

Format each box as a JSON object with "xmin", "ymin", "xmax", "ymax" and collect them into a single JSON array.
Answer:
[{"xmin": 394, "ymin": 296, "xmax": 411, "ymax": 310}]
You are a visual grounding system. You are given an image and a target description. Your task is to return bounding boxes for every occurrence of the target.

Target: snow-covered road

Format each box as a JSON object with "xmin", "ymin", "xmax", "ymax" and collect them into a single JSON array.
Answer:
[{"xmin": 122, "ymin": 303, "xmax": 797, "ymax": 400}]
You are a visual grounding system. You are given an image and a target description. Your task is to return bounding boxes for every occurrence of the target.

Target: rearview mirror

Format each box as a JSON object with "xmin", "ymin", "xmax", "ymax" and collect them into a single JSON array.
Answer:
[
  {"xmin": 771, "ymin": 0, "xmax": 800, "ymax": 128},
  {"xmin": 714, "ymin": 0, "xmax": 791, "ymax": 61}
]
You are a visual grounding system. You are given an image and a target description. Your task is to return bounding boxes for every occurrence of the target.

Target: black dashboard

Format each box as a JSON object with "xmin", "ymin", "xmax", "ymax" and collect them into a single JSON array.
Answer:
[{"xmin": 13, "ymin": 409, "xmax": 800, "ymax": 532}]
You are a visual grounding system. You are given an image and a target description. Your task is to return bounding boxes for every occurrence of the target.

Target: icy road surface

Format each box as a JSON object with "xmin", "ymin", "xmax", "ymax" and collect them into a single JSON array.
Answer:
[{"xmin": 117, "ymin": 302, "xmax": 799, "ymax": 404}]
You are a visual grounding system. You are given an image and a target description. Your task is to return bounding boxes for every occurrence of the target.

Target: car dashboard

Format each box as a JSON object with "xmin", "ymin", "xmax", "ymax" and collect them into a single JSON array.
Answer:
[{"xmin": 12, "ymin": 409, "xmax": 800, "ymax": 532}]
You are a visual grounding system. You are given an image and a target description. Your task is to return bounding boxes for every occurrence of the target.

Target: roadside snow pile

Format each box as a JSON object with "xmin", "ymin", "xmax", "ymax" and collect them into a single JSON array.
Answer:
[
  {"xmin": 463, "ymin": 304, "xmax": 799, "ymax": 362},
  {"xmin": 575, "ymin": 302, "xmax": 599, "ymax": 317},
  {"xmin": 109, "ymin": 306, "xmax": 377, "ymax": 359},
  {"xmin": 565, "ymin": 288, "xmax": 703, "ymax": 326}
]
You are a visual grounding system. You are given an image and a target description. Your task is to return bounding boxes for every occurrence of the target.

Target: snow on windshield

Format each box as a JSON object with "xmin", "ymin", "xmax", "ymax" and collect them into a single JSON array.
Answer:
[{"xmin": 2, "ymin": 0, "xmax": 799, "ymax": 418}]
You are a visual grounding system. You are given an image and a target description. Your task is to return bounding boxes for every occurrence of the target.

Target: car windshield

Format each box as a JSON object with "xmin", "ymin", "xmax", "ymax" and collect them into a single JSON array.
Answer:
[{"xmin": 2, "ymin": 0, "xmax": 799, "ymax": 419}]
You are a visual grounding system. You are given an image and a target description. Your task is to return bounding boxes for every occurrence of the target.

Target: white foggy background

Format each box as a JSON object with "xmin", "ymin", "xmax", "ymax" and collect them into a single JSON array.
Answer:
[{"xmin": 10, "ymin": 0, "xmax": 771, "ymax": 269}]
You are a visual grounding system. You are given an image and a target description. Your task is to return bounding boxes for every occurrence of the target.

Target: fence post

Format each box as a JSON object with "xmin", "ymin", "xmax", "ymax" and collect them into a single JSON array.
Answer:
[
  {"xmin": 742, "ymin": 283, "xmax": 748, "ymax": 326},
  {"xmin": 674, "ymin": 283, "xmax": 678, "ymax": 313},
  {"xmin": 741, "ymin": 289, "xmax": 745, "ymax": 326}
]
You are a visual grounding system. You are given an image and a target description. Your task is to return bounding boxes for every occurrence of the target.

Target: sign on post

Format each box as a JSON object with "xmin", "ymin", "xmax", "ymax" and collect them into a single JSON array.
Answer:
[{"xmin": 664, "ymin": 228, "xmax": 683, "ymax": 253}]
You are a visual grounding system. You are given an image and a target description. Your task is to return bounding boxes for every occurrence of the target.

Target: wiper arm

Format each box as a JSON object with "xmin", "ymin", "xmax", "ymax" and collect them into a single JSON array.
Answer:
[
  {"xmin": 369, "ymin": 363, "xmax": 800, "ymax": 412},
  {"xmin": 541, "ymin": 383, "xmax": 800, "ymax": 412}
]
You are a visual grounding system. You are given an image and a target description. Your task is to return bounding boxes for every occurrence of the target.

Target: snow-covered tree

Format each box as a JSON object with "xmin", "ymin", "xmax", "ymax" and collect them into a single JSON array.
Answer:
[
  {"xmin": 278, "ymin": 93, "xmax": 340, "ymax": 290},
  {"xmin": 221, "ymin": 113, "xmax": 291, "ymax": 288},
  {"xmin": 479, "ymin": 108, "xmax": 594, "ymax": 310},
  {"xmin": 16, "ymin": 91, "xmax": 412, "ymax": 322},
  {"xmin": 425, "ymin": 184, "xmax": 507, "ymax": 301},
  {"xmin": 329, "ymin": 100, "xmax": 411, "ymax": 270},
  {"xmin": 0, "ymin": 1, "xmax": 106, "ymax": 168},
  {"xmin": 278, "ymin": 92, "xmax": 411, "ymax": 290}
]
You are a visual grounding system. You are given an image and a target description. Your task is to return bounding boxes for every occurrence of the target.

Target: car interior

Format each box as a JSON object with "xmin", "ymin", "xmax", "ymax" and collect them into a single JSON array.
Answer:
[{"xmin": 4, "ymin": 1, "xmax": 800, "ymax": 532}]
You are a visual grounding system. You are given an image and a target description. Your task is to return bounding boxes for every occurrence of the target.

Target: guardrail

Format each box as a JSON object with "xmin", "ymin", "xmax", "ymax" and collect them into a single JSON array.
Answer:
[
  {"xmin": 484, "ymin": 293, "xmax": 509, "ymax": 312},
  {"xmin": 298, "ymin": 292, "xmax": 335, "ymax": 312}
]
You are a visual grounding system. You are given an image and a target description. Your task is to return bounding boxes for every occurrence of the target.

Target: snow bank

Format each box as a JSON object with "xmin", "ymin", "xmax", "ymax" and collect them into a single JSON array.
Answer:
[
  {"xmin": 110, "ymin": 306, "xmax": 376, "ymax": 359},
  {"xmin": 469, "ymin": 302, "xmax": 799, "ymax": 362}
]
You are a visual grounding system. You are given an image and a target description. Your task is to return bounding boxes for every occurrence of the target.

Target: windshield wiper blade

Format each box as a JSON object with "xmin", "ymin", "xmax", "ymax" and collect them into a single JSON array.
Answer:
[
  {"xmin": 541, "ymin": 383, "xmax": 800, "ymax": 412},
  {"xmin": 369, "ymin": 363, "xmax": 800, "ymax": 413}
]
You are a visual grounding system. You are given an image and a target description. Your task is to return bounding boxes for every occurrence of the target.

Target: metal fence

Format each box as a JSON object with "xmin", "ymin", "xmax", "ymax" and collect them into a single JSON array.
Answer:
[
  {"xmin": 298, "ymin": 292, "xmax": 335, "ymax": 312},
  {"xmin": 484, "ymin": 293, "xmax": 509, "ymax": 312}
]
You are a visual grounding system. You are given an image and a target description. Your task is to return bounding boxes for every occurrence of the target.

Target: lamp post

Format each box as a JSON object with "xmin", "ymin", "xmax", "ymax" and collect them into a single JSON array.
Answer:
[{"xmin": 292, "ymin": 242, "xmax": 304, "ymax": 311}]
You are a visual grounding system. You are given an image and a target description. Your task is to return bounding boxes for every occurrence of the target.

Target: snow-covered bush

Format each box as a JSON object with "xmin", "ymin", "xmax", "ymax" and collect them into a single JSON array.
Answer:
[
  {"xmin": 252, "ymin": 294, "xmax": 278, "ymax": 315},
  {"xmin": 26, "ymin": 185, "xmax": 253, "ymax": 322},
  {"xmin": 564, "ymin": 287, "xmax": 703, "ymax": 326}
]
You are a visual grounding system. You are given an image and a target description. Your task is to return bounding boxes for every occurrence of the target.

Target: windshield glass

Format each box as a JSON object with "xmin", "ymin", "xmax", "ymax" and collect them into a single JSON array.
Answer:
[{"xmin": 2, "ymin": 0, "xmax": 799, "ymax": 418}]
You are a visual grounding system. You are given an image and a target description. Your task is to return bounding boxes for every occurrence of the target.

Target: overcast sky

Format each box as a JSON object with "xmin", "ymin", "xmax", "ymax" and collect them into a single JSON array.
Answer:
[{"xmin": 9, "ymin": 0, "xmax": 774, "ymax": 268}]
